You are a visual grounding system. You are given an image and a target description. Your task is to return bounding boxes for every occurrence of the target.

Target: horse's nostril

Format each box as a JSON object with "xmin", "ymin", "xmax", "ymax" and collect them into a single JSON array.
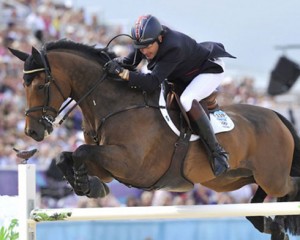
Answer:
[
  {"xmin": 25, "ymin": 128, "xmax": 44, "ymax": 142},
  {"xmin": 26, "ymin": 128, "xmax": 36, "ymax": 137}
]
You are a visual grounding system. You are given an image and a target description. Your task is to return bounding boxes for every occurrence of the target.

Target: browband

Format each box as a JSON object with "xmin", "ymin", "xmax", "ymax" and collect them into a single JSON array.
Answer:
[{"xmin": 23, "ymin": 68, "xmax": 45, "ymax": 74}]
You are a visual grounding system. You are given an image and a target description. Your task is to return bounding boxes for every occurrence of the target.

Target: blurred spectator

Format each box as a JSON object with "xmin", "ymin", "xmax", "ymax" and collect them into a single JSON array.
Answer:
[
  {"xmin": 26, "ymin": 9, "xmax": 46, "ymax": 43},
  {"xmin": 126, "ymin": 195, "xmax": 140, "ymax": 207},
  {"xmin": 140, "ymin": 191, "xmax": 154, "ymax": 206},
  {"xmin": 151, "ymin": 190, "xmax": 173, "ymax": 206},
  {"xmin": 192, "ymin": 184, "xmax": 217, "ymax": 204},
  {"xmin": 77, "ymin": 193, "xmax": 121, "ymax": 208},
  {"xmin": 227, "ymin": 185, "xmax": 256, "ymax": 204}
]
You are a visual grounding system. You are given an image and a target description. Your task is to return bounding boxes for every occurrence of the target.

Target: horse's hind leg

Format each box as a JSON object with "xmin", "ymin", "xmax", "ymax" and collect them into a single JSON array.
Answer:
[
  {"xmin": 246, "ymin": 186, "xmax": 271, "ymax": 233},
  {"xmin": 265, "ymin": 177, "xmax": 300, "ymax": 240},
  {"xmin": 246, "ymin": 186, "xmax": 290, "ymax": 240},
  {"xmin": 275, "ymin": 177, "xmax": 300, "ymax": 238},
  {"xmin": 270, "ymin": 217, "xmax": 289, "ymax": 240}
]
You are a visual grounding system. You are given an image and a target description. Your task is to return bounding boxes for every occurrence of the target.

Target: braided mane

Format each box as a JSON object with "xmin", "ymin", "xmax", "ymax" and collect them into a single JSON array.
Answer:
[{"xmin": 44, "ymin": 39, "xmax": 115, "ymax": 65}]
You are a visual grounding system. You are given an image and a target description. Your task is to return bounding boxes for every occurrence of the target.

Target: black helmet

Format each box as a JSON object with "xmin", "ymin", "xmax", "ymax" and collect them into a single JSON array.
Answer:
[{"xmin": 131, "ymin": 15, "xmax": 163, "ymax": 49}]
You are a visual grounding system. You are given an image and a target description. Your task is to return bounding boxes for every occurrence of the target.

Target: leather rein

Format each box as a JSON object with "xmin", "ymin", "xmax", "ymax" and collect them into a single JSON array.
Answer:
[
  {"xmin": 23, "ymin": 48, "xmax": 107, "ymax": 129},
  {"xmin": 23, "ymin": 45, "xmax": 164, "ymax": 140}
]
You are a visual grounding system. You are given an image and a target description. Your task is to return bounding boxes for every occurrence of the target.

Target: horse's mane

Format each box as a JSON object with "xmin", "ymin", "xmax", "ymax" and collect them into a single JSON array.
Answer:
[{"xmin": 44, "ymin": 39, "xmax": 116, "ymax": 65}]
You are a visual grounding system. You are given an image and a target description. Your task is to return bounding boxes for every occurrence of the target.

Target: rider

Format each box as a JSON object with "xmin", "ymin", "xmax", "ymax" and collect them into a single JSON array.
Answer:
[{"xmin": 104, "ymin": 14, "xmax": 236, "ymax": 176}]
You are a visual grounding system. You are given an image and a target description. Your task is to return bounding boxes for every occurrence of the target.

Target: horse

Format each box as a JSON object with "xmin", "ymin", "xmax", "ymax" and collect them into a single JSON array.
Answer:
[{"xmin": 9, "ymin": 39, "xmax": 300, "ymax": 240}]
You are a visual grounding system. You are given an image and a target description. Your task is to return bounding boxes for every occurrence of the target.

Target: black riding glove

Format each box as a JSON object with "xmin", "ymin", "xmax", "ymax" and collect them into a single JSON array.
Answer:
[
  {"xmin": 104, "ymin": 60, "xmax": 124, "ymax": 76},
  {"xmin": 113, "ymin": 57, "xmax": 124, "ymax": 65}
]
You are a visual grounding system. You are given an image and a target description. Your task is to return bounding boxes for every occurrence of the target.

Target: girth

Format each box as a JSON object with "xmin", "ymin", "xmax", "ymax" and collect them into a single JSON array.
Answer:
[{"xmin": 148, "ymin": 128, "xmax": 194, "ymax": 192}]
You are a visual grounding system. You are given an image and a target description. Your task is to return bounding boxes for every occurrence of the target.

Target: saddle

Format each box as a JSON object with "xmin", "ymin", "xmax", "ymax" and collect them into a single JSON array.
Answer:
[
  {"xmin": 166, "ymin": 81, "xmax": 219, "ymax": 120},
  {"xmin": 145, "ymin": 82, "xmax": 219, "ymax": 192}
]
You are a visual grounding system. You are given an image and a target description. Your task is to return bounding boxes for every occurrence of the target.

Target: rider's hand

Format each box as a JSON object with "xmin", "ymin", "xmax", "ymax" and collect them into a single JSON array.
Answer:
[
  {"xmin": 104, "ymin": 60, "xmax": 124, "ymax": 76},
  {"xmin": 113, "ymin": 57, "xmax": 124, "ymax": 65}
]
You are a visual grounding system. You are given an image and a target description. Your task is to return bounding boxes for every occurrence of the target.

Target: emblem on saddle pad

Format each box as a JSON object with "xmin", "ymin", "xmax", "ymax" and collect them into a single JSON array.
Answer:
[{"xmin": 159, "ymin": 86, "xmax": 235, "ymax": 141}]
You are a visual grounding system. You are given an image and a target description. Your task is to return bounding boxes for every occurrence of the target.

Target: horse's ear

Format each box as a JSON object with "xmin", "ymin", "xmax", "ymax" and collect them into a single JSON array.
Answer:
[
  {"xmin": 31, "ymin": 47, "xmax": 43, "ymax": 66},
  {"xmin": 8, "ymin": 47, "xmax": 29, "ymax": 62}
]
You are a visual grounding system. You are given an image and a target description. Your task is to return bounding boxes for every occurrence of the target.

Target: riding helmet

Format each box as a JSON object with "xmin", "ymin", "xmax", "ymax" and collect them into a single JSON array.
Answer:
[{"xmin": 131, "ymin": 15, "xmax": 163, "ymax": 49}]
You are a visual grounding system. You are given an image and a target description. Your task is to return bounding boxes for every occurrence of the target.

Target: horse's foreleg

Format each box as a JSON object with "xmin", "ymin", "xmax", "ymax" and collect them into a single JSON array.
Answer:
[
  {"xmin": 71, "ymin": 142, "xmax": 138, "ymax": 198},
  {"xmin": 56, "ymin": 151, "xmax": 82, "ymax": 194},
  {"xmin": 56, "ymin": 150, "xmax": 109, "ymax": 198}
]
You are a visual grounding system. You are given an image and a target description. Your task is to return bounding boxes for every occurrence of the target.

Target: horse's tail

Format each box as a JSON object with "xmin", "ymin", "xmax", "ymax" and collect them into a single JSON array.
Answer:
[
  {"xmin": 275, "ymin": 111, "xmax": 300, "ymax": 235},
  {"xmin": 275, "ymin": 111, "xmax": 300, "ymax": 176}
]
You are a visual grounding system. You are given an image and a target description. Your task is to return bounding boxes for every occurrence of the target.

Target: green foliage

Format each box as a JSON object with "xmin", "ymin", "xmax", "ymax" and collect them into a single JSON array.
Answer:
[
  {"xmin": 32, "ymin": 211, "xmax": 72, "ymax": 222},
  {"xmin": 0, "ymin": 219, "xmax": 19, "ymax": 240}
]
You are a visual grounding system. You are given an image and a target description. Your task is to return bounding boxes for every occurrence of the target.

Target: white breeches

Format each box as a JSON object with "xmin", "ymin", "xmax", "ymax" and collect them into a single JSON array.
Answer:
[{"xmin": 180, "ymin": 58, "xmax": 225, "ymax": 111}]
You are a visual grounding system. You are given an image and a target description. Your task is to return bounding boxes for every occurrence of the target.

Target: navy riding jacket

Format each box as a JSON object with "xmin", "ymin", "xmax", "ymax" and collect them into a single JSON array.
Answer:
[{"xmin": 122, "ymin": 26, "xmax": 236, "ymax": 93}]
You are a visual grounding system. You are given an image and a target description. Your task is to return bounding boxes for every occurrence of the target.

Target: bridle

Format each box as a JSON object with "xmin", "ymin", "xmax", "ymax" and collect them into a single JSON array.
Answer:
[
  {"xmin": 23, "ymin": 48, "xmax": 75, "ymax": 131},
  {"xmin": 23, "ymin": 48, "xmax": 108, "ymax": 130},
  {"xmin": 23, "ymin": 49, "xmax": 65, "ymax": 131}
]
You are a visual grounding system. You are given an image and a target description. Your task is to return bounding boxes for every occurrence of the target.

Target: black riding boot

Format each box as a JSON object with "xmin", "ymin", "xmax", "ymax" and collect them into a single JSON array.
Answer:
[{"xmin": 187, "ymin": 100, "xmax": 230, "ymax": 176}]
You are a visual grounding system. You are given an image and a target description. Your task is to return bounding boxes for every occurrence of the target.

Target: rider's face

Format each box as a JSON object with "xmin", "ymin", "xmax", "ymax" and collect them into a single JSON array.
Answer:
[{"xmin": 139, "ymin": 36, "xmax": 162, "ymax": 60}]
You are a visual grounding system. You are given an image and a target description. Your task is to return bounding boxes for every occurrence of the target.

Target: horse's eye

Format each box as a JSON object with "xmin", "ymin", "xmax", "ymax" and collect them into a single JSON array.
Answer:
[{"xmin": 38, "ymin": 84, "xmax": 45, "ymax": 90}]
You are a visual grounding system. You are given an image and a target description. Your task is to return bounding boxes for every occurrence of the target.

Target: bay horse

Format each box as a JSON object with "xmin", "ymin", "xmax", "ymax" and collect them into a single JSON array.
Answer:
[{"xmin": 9, "ymin": 39, "xmax": 300, "ymax": 240}]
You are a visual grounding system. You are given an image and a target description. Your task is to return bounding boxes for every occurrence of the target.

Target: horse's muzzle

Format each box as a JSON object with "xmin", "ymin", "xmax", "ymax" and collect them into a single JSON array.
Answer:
[{"xmin": 25, "ymin": 115, "xmax": 55, "ymax": 141}]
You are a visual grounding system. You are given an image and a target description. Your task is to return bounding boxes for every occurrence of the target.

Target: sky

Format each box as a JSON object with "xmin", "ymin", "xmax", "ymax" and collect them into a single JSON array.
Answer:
[{"xmin": 72, "ymin": 0, "xmax": 300, "ymax": 91}]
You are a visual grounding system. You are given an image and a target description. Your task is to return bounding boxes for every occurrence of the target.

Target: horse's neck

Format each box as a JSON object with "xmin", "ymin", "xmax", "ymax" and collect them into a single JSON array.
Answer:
[
  {"xmin": 81, "ymin": 81, "xmax": 160, "ymax": 135},
  {"xmin": 50, "ymin": 51, "xmax": 160, "ymax": 129}
]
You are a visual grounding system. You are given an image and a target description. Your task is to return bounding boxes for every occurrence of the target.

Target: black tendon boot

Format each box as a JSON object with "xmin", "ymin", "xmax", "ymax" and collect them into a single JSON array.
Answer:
[{"xmin": 187, "ymin": 100, "xmax": 229, "ymax": 176}]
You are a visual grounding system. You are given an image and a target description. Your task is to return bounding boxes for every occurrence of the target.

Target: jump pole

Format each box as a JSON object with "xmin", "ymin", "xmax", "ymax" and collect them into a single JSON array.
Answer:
[{"xmin": 30, "ymin": 201, "xmax": 300, "ymax": 222}]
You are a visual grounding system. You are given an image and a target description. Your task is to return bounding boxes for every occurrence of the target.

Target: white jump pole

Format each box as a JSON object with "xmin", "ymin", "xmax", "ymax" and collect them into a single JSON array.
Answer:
[
  {"xmin": 30, "ymin": 202, "xmax": 300, "ymax": 222},
  {"xmin": 18, "ymin": 164, "xmax": 36, "ymax": 240}
]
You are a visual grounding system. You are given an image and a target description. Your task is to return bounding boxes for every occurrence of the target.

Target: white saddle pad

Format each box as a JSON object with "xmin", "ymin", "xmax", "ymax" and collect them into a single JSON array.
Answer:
[{"xmin": 159, "ymin": 87, "xmax": 234, "ymax": 141}]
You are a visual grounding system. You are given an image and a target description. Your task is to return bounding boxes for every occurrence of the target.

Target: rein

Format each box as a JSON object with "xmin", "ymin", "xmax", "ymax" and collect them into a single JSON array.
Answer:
[
  {"xmin": 61, "ymin": 33, "xmax": 133, "ymax": 126},
  {"xmin": 94, "ymin": 91, "xmax": 163, "ymax": 142},
  {"xmin": 58, "ymin": 72, "xmax": 107, "ymax": 125},
  {"xmin": 24, "ymin": 35, "xmax": 167, "ymax": 139}
]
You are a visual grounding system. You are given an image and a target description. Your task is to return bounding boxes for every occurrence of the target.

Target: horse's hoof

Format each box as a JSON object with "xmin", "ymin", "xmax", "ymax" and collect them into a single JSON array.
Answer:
[
  {"xmin": 284, "ymin": 234, "xmax": 289, "ymax": 240},
  {"xmin": 271, "ymin": 232, "xmax": 289, "ymax": 240},
  {"xmin": 87, "ymin": 176, "xmax": 110, "ymax": 198}
]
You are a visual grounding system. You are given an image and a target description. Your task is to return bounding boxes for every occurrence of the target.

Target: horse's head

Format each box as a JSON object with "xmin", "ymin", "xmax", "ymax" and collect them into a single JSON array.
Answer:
[{"xmin": 9, "ymin": 46, "xmax": 69, "ymax": 141}]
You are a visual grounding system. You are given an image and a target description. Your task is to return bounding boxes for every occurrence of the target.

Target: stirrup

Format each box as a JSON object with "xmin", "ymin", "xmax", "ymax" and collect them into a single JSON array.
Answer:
[
  {"xmin": 212, "ymin": 149, "xmax": 229, "ymax": 160},
  {"xmin": 211, "ymin": 158, "xmax": 229, "ymax": 176},
  {"xmin": 212, "ymin": 144, "xmax": 228, "ymax": 157},
  {"xmin": 210, "ymin": 146, "xmax": 230, "ymax": 176}
]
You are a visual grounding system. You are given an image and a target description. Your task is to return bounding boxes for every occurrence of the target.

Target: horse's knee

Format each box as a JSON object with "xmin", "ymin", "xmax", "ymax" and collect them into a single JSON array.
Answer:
[
  {"xmin": 257, "ymin": 175, "xmax": 293, "ymax": 198},
  {"xmin": 73, "ymin": 144, "xmax": 91, "ymax": 158},
  {"xmin": 287, "ymin": 177, "xmax": 300, "ymax": 201},
  {"xmin": 56, "ymin": 151, "xmax": 72, "ymax": 165},
  {"xmin": 55, "ymin": 151, "xmax": 73, "ymax": 173},
  {"xmin": 72, "ymin": 144, "xmax": 93, "ymax": 168},
  {"xmin": 266, "ymin": 188, "xmax": 286, "ymax": 198}
]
